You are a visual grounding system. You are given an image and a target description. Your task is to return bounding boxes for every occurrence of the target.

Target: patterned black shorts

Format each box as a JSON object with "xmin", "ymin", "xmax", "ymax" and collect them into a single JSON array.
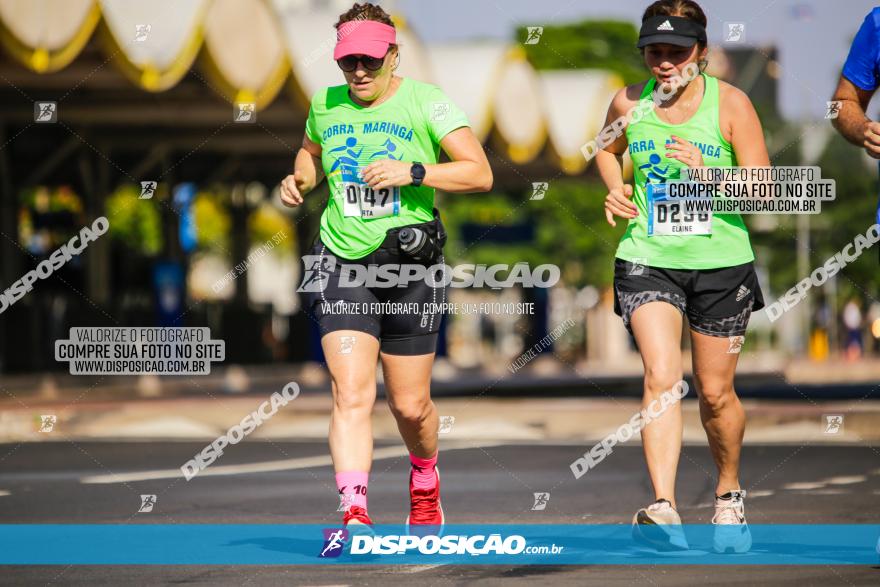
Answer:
[{"xmin": 613, "ymin": 258, "xmax": 765, "ymax": 338}]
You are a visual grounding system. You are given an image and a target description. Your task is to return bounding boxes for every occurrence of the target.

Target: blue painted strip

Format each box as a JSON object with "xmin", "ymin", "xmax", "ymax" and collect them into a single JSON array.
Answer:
[{"xmin": 1, "ymin": 525, "xmax": 878, "ymax": 565}]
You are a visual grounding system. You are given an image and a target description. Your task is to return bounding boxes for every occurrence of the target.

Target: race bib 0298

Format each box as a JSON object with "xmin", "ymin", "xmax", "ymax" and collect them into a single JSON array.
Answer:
[{"xmin": 646, "ymin": 182, "xmax": 712, "ymax": 236}]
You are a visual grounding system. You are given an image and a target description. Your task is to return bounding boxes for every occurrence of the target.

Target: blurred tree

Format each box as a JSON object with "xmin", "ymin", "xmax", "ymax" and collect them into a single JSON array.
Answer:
[
  {"xmin": 800, "ymin": 136, "xmax": 877, "ymax": 296},
  {"xmin": 745, "ymin": 133, "xmax": 879, "ymax": 302},
  {"xmin": 518, "ymin": 20, "xmax": 643, "ymax": 84},
  {"xmin": 248, "ymin": 202, "xmax": 296, "ymax": 256},
  {"xmin": 192, "ymin": 192, "xmax": 231, "ymax": 253},
  {"xmin": 533, "ymin": 180, "xmax": 619, "ymax": 288},
  {"xmin": 19, "ymin": 186, "xmax": 85, "ymax": 254},
  {"xmin": 440, "ymin": 179, "xmax": 618, "ymax": 289},
  {"xmin": 105, "ymin": 185, "xmax": 163, "ymax": 256}
]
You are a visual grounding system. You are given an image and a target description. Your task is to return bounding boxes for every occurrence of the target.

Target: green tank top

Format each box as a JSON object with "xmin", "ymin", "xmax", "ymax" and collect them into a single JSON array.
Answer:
[{"xmin": 614, "ymin": 73, "xmax": 755, "ymax": 269}]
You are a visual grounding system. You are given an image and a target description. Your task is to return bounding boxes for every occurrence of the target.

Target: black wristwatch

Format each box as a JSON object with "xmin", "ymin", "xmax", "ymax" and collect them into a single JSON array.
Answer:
[{"xmin": 410, "ymin": 162, "xmax": 426, "ymax": 187}]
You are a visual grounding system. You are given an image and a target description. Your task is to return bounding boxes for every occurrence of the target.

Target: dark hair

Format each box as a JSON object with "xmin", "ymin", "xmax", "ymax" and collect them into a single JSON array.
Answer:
[
  {"xmin": 335, "ymin": 2, "xmax": 395, "ymax": 29},
  {"xmin": 642, "ymin": 0, "xmax": 707, "ymax": 29},
  {"xmin": 641, "ymin": 0, "xmax": 708, "ymax": 67}
]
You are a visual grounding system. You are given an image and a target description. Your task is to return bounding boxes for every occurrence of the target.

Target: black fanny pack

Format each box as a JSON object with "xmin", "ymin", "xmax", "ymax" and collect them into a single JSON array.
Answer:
[{"xmin": 382, "ymin": 208, "xmax": 446, "ymax": 264}]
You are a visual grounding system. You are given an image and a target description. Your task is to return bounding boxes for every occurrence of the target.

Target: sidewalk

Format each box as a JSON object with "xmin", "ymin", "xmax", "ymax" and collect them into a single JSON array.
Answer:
[
  {"xmin": 1, "ymin": 355, "xmax": 877, "ymax": 405},
  {"xmin": 1, "ymin": 393, "xmax": 877, "ymax": 444}
]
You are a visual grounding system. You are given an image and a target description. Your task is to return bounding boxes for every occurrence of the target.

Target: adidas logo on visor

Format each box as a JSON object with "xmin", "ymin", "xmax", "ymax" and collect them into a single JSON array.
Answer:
[{"xmin": 656, "ymin": 20, "xmax": 674, "ymax": 31}]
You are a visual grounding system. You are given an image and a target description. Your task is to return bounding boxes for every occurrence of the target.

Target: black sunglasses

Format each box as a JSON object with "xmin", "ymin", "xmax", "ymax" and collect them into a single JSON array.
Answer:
[{"xmin": 336, "ymin": 51, "xmax": 389, "ymax": 73}]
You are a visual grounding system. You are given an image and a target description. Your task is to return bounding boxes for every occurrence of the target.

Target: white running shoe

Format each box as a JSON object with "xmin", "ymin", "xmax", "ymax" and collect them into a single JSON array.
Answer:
[
  {"xmin": 712, "ymin": 490, "xmax": 752, "ymax": 553},
  {"xmin": 631, "ymin": 498, "xmax": 690, "ymax": 551}
]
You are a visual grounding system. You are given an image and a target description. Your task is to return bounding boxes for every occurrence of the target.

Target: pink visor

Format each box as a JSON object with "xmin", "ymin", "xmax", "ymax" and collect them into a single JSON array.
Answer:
[{"xmin": 333, "ymin": 20, "xmax": 396, "ymax": 60}]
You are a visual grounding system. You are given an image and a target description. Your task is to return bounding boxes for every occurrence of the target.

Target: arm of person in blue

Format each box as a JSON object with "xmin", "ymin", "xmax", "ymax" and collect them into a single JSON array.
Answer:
[{"xmin": 831, "ymin": 8, "xmax": 880, "ymax": 157}]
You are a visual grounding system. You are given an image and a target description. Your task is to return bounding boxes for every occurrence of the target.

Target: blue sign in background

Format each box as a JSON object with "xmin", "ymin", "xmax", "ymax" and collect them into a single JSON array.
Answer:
[
  {"xmin": 172, "ymin": 182, "xmax": 197, "ymax": 254},
  {"xmin": 1, "ymin": 525, "xmax": 878, "ymax": 565}
]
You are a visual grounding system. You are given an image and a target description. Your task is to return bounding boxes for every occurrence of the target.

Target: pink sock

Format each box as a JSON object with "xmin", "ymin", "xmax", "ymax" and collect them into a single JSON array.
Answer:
[
  {"xmin": 410, "ymin": 453, "xmax": 438, "ymax": 490},
  {"xmin": 335, "ymin": 471, "xmax": 368, "ymax": 511}
]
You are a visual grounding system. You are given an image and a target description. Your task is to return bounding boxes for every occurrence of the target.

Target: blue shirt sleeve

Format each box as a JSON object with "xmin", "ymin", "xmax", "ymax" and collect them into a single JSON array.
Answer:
[{"xmin": 842, "ymin": 9, "xmax": 880, "ymax": 91}]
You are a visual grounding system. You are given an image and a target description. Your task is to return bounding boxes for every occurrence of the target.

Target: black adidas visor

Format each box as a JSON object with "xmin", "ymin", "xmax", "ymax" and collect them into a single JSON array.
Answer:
[{"xmin": 637, "ymin": 15, "xmax": 707, "ymax": 48}]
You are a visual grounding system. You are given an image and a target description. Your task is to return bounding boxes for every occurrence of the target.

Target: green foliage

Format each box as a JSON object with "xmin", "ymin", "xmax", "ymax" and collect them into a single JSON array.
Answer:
[
  {"xmin": 440, "ymin": 180, "xmax": 619, "ymax": 288},
  {"xmin": 248, "ymin": 203, "xmax": 296, "ymax": 256},
  {"xmin": 440, "ymin": 192, "xmax": 530, "ymax": 266},
  {"xmin": 105, "ymin": 185, "xmax": 163, "ymax": 256},
  {"xmin": 748, "ymin": 133, "xmax": 879, "ymax": 302},
  {"xmin": 192, "ymin": 192, "xmax": 231, "ymax": 253},
  {"xmin": 518, "ymin": 20, "xmax": 644, "ymax": 84},
  {"xmin": 20, "ymin": 185, "xmax": 83, "ymax": 214},
  {"xmin": 19, "ymin": 186, "xmax": 86, "ymax": 249},
  {"xmin": 533, "ymin": 180, "xmax": 620, "ymax": 287}
]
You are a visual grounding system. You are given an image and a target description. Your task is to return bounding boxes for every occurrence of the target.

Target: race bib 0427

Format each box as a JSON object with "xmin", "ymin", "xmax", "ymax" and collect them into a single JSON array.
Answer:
[
  {"xmin": 340, "ymin": 165, "xmax": 400, "ymax": 219},
  {"xmin": 342, "ymin": 182, "xmax": 400, "ymax": 218}
]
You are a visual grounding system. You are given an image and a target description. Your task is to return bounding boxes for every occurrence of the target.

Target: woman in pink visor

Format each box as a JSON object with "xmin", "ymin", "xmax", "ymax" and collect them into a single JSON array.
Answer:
[{"xmin": 280, "ymin": 2, "xmax": 492, "ymax": 529}]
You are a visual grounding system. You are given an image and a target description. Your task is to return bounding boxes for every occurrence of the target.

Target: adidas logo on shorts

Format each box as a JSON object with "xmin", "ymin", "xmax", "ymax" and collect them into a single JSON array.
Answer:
[
  {"xmin": 656, "ymin": 20, "xmax": 674, "ymax": 31},
  {"xmin": 736, "ymin": 285, "xmax": 751, "ymax": 302}
]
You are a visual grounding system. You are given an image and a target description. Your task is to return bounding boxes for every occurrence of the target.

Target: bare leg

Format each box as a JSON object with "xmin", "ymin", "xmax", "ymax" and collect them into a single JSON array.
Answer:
[
  {"xmin": 630, "ymin": 302, "xmax": 685, "ymax": 509},
  {"xmin": 381, "ymin": 351, "xmax": 437, "ymax": 458},
  {"xmin": 323, "ymin": 330, "xmax": 380, "ymax": 473},
  {"xmin": 689, "ymin": 330, "xmax": 744, "ymax": 496}
]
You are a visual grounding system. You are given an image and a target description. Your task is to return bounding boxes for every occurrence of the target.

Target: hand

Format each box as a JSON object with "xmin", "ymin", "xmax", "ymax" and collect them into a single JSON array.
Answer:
[
  {"xmin": 604, "ymin": 184, "xmax": 637, "ymax": 227},
  {"xmin": 665, "ymin": 135, "xmax": 704, "ymax": 168},
  {"xmin": 361, "ymin": 159, "xmax": 414, "ymax": 189},
  {"xmin": 863, "ymin": 121, "xmax": 880, "ymax": 159},
  {"xmin": 279, "ymin": 171, "xmax": 306, "ymax": 207}
]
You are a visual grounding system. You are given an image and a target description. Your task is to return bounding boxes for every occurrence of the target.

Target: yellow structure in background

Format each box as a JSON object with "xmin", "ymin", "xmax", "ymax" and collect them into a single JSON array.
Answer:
[
  {"xmin": 0, "ymin": 0, "xmax": 623, "ymax": 175},
  {"xmin": 0, "ymin": 0, "xmax": 100, "ymax": 72}
]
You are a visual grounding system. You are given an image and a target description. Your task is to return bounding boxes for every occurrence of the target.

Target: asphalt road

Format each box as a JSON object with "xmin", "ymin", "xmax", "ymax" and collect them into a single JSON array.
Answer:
[{"xmin": 1, "ymin": 441, "xmax": 878, "ymax": 585}]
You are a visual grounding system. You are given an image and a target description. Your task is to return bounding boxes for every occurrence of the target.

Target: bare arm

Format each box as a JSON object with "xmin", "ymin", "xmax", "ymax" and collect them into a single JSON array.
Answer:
[
  {"xmin": 725, "ymin": 87, "xmax": 770, "ymax": 166},
  {"xmin": 361, "ymin": 127, "xmax": 493, "ymax": 193},
  {"xmin": 597, "ymin": 88, "xmax": 638, "ymax": 226},
  {"xmin": 425, "ymin": 127, "xmax": 493, "ymax": 193},
  {"xmin": 280, "ymin": 134, "xmax": 324, "ymax": 207},
  {"xmin": 831, "ymin": 76, "xmax": 880, "ymax": 157}
]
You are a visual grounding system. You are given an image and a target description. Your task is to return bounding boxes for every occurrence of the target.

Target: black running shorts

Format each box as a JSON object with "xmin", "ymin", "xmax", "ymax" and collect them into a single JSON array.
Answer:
[
  {"xmin": 300, "ymin": 218, "xmax": 448, "ymax": 356},
  {"xmin": 613, "ymin": 258, "xmax": 765, "ymax": 338}
]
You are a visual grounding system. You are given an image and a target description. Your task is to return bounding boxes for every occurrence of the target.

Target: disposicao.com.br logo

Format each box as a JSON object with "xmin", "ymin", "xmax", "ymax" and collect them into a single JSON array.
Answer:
[
  {"xmin": 318, "ymin": 530, "xmax": 563, "ymax": 558},
  {"xmin": 318, "ymin": 528, "xmax": 349, "ymax": 558},
  {"xmin": 298, "ymin": 257, "xmax": 560, "ymax": 292}
]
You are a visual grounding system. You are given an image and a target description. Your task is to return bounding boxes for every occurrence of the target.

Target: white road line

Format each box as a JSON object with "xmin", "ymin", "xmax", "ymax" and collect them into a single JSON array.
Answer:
[
  {"xmin": 80, "ymin": 441, "xmax": 504, "ymax": 485},
  {"xmin": 782, "ymin": 481, "xmax": 826, "ymax": 490},
  {"xmin": 810, "ymin": 488, "xmax": 850, "ymax": 495},
  {"xmin": 823, "ymin": 475, "xmax": 866, "ymax": 485},
  {"xmin": 394, "ymin": 564, "xmax": 445, "ymax": 573},
  {"xmin": 782, "ymin": 475, "xmax": 867, "ymax": 492},
  {"xmin": 0, "ymin": 490, "xmax": 9, "ymax": 497}
]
